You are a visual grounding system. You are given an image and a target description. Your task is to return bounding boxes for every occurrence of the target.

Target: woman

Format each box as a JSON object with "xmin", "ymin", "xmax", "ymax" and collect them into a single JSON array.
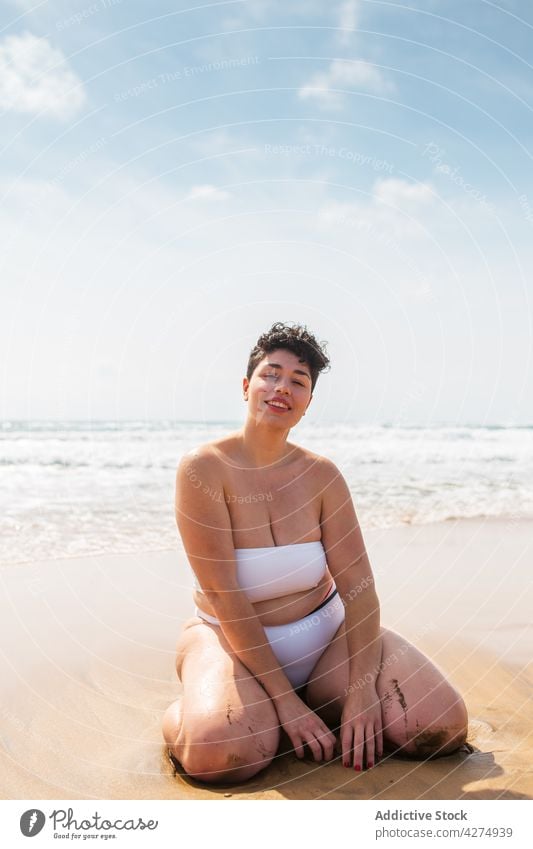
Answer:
[{"xmin": 162, "ymin": 322, "xmax": 468, "ymax": 784}]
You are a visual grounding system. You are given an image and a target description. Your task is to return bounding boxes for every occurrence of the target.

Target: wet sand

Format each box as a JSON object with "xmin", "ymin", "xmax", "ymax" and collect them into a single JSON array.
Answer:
[{"xmin": 1, "ymin": 517, "xmax": 531, "ymax": 800}]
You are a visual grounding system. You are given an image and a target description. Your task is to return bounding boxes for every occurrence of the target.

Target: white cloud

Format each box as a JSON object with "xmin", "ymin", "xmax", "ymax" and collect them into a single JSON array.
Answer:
[
  {"xmin": 337, "ymin": 0, "xmax": 360, "ymax": 45},
  {"xmin": 317, "ymin": 179, "xmax": 435, "ymax": 240},
  {"xmin": 373, "ymin": 178, "xmax": 434, "ymax": 208},
  {"xmin": 1, "ymin": 176, "xmax": 69, "ymax": 216},
  {"xmin": 0, "ymin": 31, "xmax": 86, "ymax": 119},
  {"xmin": 298, "ymin": 58, "xmax": 393, "ymax": 110},
  {"xmin": 186, "ymin": 184, "xmax": 231, "ymax": 201}
]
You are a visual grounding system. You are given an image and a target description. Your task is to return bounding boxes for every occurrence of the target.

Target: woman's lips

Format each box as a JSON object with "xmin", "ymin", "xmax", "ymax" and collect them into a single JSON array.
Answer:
[{"xmin": 265, "ymin": 400, "xmax": 290, "ymax": 412}]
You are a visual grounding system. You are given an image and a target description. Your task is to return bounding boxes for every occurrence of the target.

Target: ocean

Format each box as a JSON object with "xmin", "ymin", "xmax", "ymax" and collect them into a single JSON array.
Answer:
[{"xmin": 1, "ymin": 420, "xmax": 532, "ymax": 564}]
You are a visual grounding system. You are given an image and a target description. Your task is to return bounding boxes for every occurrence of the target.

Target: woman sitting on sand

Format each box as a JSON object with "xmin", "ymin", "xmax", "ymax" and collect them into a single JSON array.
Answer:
[{"xmin": 162, "ymin": 322, "xmax": 468, "ymax": 784}]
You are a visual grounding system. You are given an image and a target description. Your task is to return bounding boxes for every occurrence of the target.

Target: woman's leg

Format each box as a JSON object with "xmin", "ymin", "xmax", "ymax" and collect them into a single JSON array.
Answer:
[
  {"xmin": 162, "ymin": 617, "xmax": 280, "ymax": 784},
  {"xmin": 305, "ymin": 623, "xmax": 468, "ymax": 760}
]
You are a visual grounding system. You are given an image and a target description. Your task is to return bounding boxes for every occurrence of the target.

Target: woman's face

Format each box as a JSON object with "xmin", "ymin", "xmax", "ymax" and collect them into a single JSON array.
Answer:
[{"xmin": 243, "ymin": 348, "xmax": 313, "ymax": 426}]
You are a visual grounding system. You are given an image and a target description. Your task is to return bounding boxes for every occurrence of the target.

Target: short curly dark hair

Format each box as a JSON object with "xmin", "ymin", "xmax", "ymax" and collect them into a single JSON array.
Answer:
[{"xmin": 246, "ymin": 322, "xmax": 330, "ymax": 391}]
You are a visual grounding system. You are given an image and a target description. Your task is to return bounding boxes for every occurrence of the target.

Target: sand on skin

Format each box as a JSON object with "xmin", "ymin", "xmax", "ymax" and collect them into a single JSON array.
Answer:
[{"xmin": 0, "ymin": 518, "xmax": 531, "ymax": 800}]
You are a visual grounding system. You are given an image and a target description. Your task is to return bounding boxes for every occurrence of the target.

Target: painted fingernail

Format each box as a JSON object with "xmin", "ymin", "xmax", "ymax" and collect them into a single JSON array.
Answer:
[
  {"xmin": 343, "ymin": 762, "xmax": 349, "ymax": 768},
  {"xmin": 354, "ymin": 764, "xmax": 361, "ymax": 771},
  {"xmin": 368, "ymin": 761, "xmax": 374, "ymax": 768}
]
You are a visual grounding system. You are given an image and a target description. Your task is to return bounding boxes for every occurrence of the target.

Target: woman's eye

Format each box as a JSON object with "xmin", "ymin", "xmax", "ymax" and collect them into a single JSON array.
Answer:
[
  {"xmin": 262, "ymin": 373, "xmax": 304, "ymax": 386},
  {"xmin": 263, "ymin": 373, "xmax": 305, "ymax": 386}
]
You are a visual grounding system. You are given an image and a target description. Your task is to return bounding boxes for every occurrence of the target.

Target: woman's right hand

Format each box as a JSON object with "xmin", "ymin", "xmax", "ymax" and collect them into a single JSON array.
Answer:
[{"xmin": 275, "ymin": 693, "xmax": 336, "ymax": 762}]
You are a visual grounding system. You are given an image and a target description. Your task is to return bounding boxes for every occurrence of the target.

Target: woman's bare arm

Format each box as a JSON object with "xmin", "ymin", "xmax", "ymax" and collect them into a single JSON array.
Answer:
[
  {"xmin": 318, "ymin": 457, "xmax": 381, "ymax": 683},
  {"xmin": 318, "ymin": 457, "xmax": 383, "ymax": 768},
  {"xmin": 176, "ymin": 449, "xmax": 294, "ymax": 700}
]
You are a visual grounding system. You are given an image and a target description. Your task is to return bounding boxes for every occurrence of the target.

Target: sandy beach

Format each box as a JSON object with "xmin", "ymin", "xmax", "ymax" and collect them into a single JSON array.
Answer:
[{"xmin": 1, "ymin": 517, "xmax": 531, "ymax": 800}]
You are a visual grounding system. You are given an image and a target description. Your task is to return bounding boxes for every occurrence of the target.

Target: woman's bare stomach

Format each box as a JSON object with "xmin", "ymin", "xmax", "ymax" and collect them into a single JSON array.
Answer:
[{"xmin": 194, "ymin": 570, "xmax": 335, "ymax": 627}]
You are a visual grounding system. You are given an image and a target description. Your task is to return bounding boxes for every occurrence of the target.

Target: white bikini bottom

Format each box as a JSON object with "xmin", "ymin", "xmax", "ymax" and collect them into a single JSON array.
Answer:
[{"xmin": 194, "ymin": 587, "xmax": 345, "ymax": 690}]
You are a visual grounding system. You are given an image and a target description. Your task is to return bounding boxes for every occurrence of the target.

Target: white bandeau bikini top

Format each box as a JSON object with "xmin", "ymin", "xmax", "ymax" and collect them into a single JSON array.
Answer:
[{"xmin": 193, "ymin": 540, "xmax": 328, "ymax": 603}]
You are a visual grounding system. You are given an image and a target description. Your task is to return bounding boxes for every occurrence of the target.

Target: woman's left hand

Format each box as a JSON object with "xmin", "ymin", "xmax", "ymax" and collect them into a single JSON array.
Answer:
[{"xmin": 340, "ymin": 685, "xmax": 383, "ymax": 770}]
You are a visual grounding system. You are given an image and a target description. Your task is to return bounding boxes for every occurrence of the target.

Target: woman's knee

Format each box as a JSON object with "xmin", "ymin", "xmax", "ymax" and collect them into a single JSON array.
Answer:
[
  {"xmin": 386, "ymin": 693, "xmax": 469, "ymax": 759},
  {"xmin": 401, "ymin": 720, "xmax": 467, "ymax": 759},
  {"xmin": 175, "ymin": 719, "xmax": 280, "ymax": 784}
]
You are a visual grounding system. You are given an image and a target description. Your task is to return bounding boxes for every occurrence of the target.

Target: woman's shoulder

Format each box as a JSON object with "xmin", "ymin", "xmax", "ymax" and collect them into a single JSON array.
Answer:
[
  {"xmin": 177, "ymin": 437, "xmax": 339, "ymax": 477},
  {"xmin": 292, "ymin": 444, "xmax": 337, "ymax": 469},
  {"xmin": 280, "ymin": 445, "xmax": 343, "ymax": 486},
  {"xmin": 177, "ymin": 433, "xmax": 240, "ymax": 471}
]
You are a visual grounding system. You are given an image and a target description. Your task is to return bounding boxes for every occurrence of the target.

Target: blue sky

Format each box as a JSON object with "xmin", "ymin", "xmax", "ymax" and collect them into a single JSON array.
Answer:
[{"xmin": 1, "ymin": 0, "xmax": 532, "ymax": 424}]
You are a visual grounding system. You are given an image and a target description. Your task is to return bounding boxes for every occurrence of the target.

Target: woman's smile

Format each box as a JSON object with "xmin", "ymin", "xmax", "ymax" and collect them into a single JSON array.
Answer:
[{"xmin": 265, "ymin": 398, "xmax": 291, "ymax": 412}]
